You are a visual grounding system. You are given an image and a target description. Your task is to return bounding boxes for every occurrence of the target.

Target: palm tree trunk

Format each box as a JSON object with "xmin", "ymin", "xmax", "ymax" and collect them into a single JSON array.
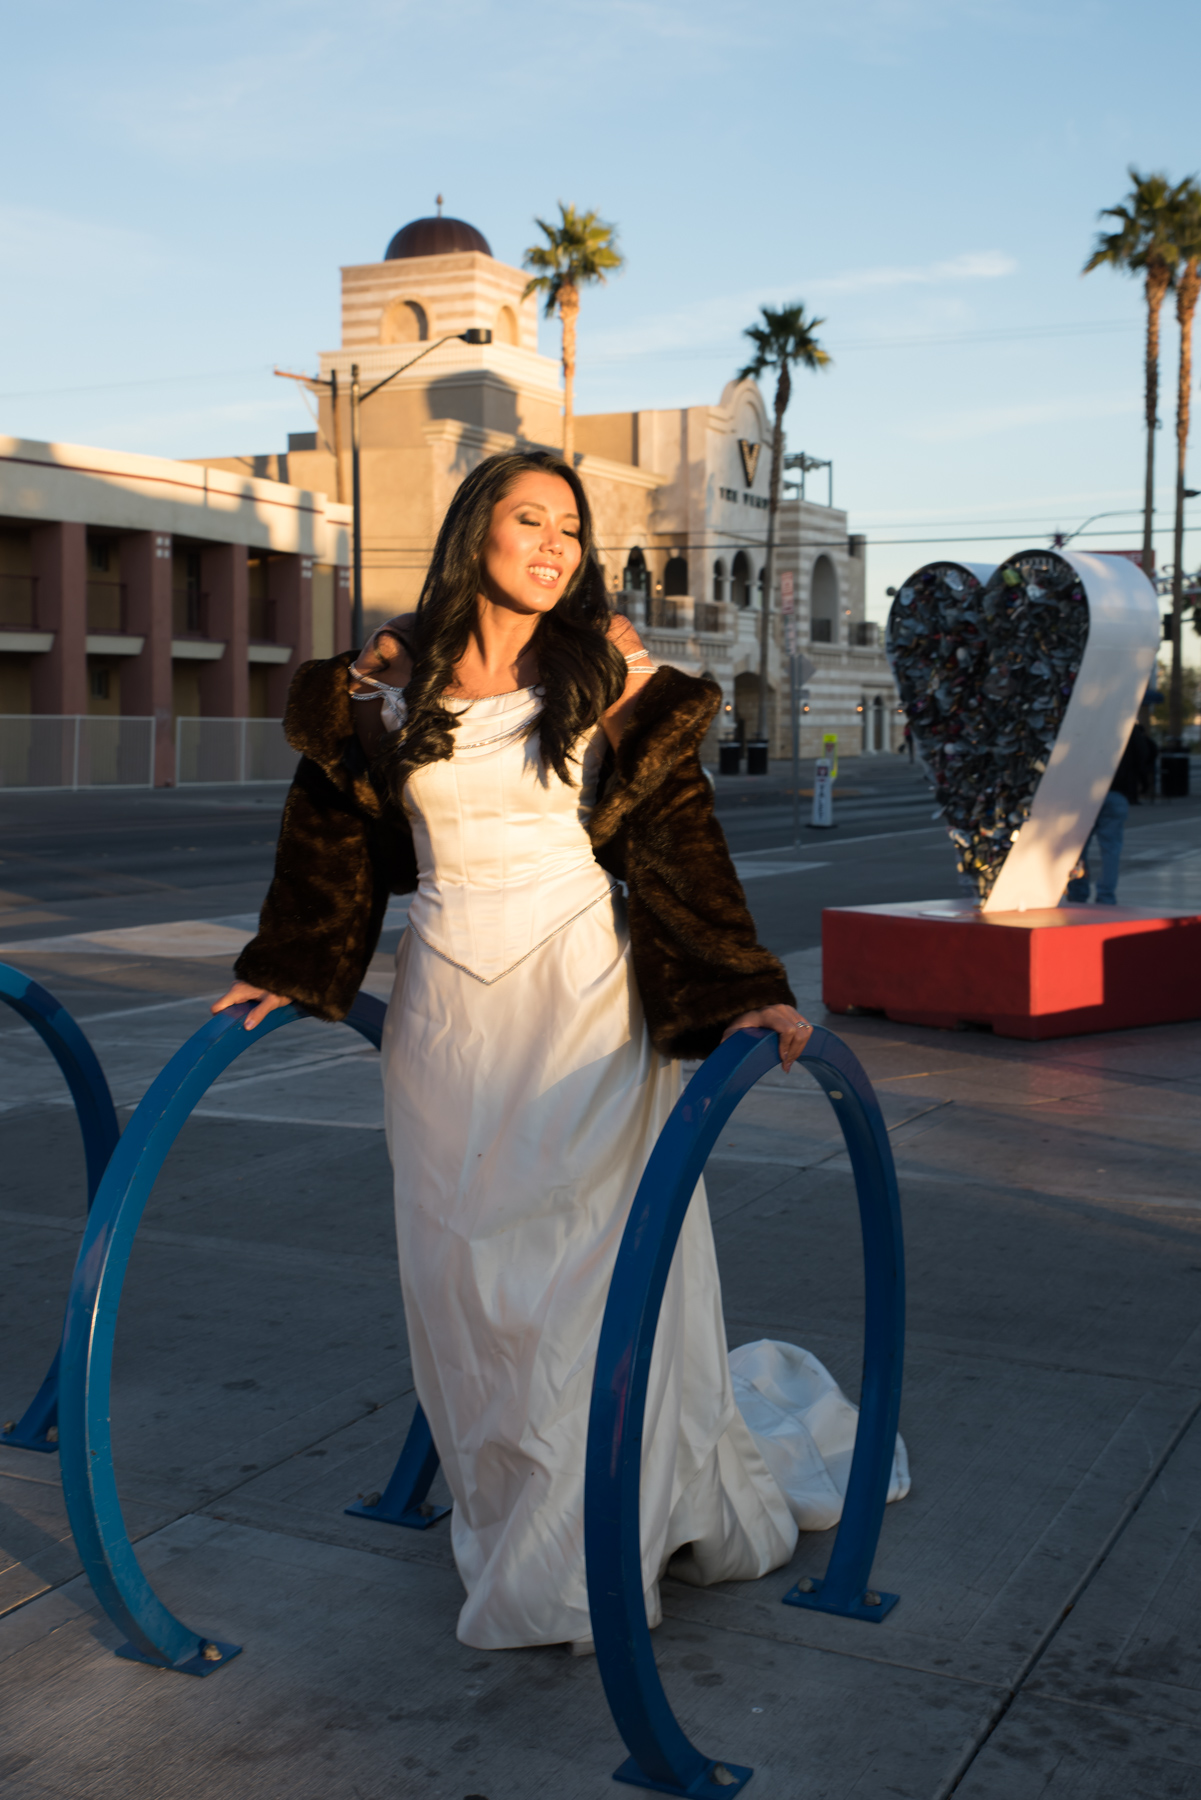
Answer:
[
  {"xmin": 1169, "ymin": 257, "xmax": 1199, "ymax": 741},
  {"xmin": 757, "ymin": 366, "xmax": 790, "ymax": 741},
  {"xmin": 558, "ymin": 284, "xmax": 579, "ymax": 463},
  {"xmin": 1143, "ymin": 262, "xmax": 1170, "ymax": 575}
]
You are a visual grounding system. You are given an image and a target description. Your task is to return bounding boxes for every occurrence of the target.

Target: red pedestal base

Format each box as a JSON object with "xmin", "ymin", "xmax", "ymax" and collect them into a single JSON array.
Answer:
[{"xmin": 823, "ymin": 901, "xmax": 1201, "ymax": 1040}]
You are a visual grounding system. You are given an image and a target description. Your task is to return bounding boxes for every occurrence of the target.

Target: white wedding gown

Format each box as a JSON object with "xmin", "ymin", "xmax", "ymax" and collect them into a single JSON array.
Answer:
[{"xmin": 380, "ymin": 688, "xmax": 908, "ymax": 1650}]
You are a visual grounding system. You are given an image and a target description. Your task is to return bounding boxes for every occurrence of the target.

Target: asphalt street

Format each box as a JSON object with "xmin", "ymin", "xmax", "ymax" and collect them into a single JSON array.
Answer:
[{"xmin": 2, "ymin": 754, "xmax": 1201, "ymax": 960}]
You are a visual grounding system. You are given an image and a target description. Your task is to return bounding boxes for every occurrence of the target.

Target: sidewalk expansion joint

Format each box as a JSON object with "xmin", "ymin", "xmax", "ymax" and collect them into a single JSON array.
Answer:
[{"xmin": 931, "ymin": 1389, "xmax": 1201, "ymax": 1799}]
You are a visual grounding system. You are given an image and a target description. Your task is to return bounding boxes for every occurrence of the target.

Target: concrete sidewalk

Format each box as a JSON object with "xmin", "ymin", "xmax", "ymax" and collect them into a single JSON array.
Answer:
[{"xmin": 3, "ymin": 903, "xmax": 1201, "ymax": 1796}]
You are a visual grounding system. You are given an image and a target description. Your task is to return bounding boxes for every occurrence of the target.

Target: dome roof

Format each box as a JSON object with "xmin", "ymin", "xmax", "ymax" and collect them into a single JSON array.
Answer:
[{"xmin": 384, "ymin": 215, "xmax": 492, "ymax": 260}]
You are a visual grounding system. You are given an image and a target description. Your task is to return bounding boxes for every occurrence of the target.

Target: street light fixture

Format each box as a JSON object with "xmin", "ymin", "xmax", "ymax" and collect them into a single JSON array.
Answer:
[{"xmin": 277, "ymin": 328, "xmax": 493, "ymax": 650}]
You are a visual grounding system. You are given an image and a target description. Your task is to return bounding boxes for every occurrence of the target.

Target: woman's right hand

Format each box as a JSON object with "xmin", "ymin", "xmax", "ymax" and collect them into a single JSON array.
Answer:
[{"xmin": 212, "ymin": 981, "xmax": 293, "ymax": 1031}]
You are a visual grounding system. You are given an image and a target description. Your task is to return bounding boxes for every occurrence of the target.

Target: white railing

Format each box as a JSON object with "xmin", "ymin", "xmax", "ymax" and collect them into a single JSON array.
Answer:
[
  {"xmin": 175, "ymin": 717, "xmax": 296, "ymax": 784},
  {"xmin": 0, "ymin": 715, "xmax": 155, "ymax": 790}
]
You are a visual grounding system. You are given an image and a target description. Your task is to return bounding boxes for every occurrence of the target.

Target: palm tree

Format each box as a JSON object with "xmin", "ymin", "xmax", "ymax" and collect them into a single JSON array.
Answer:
[
  {"xmin": 1167, "ymin": 179, "xmax": 1201, "ymax": 739},
  {"xmin": 523, "ymin": 203, "xmax": 624, "ymax": 464},
  {"xmin": 737, "ymin": 303, "xmax": 831, "ymax": 741},
  {"xmin": 1084, "ymin": 169, "xmax": 1187, "ymax": 575}
]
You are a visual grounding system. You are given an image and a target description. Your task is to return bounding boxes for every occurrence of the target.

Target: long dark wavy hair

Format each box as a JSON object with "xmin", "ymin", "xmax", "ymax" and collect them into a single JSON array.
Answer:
[{"xmin": 379, "ymin": 450, "xmax": 627, "ymax": 793}]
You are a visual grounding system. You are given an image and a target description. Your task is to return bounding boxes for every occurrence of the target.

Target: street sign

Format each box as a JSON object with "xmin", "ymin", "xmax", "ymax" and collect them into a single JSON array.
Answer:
[{"xmin": 780, "ymin": 570, "xmax": 795, "ymax": 612}]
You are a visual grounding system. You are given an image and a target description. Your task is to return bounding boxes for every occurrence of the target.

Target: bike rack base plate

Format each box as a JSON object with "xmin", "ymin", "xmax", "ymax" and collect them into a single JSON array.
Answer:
[
  {"xmin": 1, "ymin": 1425, "xmax": 58, "ymax": 1454},
  {"xmin": 115, "ymin": 1638, "xmax": 243, "ymax": 1677},
  {"xmin": 343, "ymin": 1498, "xmax": 451, "ymax": 1530},
  {"xmin": 612, "ymin": 1755, "xmax": 753, "ymax": 1796},
  {"xmin": 782, "ymin": 1575, "xmax": 899, "ymax": 1622}
]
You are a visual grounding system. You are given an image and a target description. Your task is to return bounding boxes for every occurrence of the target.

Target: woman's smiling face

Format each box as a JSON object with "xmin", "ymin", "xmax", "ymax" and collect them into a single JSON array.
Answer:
[{"xmin": 479, "ymin": 470, "xmax": 583, "ymax": 614}]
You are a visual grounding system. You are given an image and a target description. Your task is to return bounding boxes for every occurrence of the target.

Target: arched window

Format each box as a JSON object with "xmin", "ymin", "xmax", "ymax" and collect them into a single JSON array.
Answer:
[
  {"xmin": 731, "ymin": 550, "xmax": 751, "ymax": 608},
  {"xmin": 380, "ymin": 298, "xmax": 429, "ymax": 345},
  {"xmin": 664, "ymin": 555, "xmax": 689, "ymax": 596},
  {"xmin": 756, "ymin": 566, "xmax": 765, "ymax": 609},
  {"xmin": 623, "ymin": 546, "xmax": 648, "ymax": 594},
  {"xmin": 712, "ymin": 559, "xmax": 727, "ymax": 603},
  {"xmin": 494, "ymin": 304, "xmax": 518, "ymax": 345},
  {"xmin": 810, "ymin": 554, "xmax": 839, "ymax": 643}
]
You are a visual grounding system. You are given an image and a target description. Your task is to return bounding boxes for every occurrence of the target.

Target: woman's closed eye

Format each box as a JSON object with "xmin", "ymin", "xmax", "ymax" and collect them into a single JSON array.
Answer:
[{"xmin": 520, "ymin": 513, "xmax": 578, "ymax": 538}]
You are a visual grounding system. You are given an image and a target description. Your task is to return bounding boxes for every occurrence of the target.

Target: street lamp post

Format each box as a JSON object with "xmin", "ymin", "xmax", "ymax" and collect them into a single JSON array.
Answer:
[{"xmin": 277, "ymin": 328, "xmax": 492, "ymax": 652}]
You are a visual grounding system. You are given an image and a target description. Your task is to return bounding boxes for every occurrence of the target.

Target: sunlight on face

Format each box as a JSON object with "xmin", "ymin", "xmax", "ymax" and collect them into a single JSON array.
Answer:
[{"xmin": 479, "ymin": 471, "xmax": 583, "ymax": 615}]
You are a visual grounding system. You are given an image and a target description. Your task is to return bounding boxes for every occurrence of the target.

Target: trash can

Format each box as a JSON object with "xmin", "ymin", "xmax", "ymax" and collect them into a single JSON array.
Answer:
[
  {"xmin": 718, "ymin": 741, "xmax": 742, "ymax": 776},
  {"xmin": 746, "ymin": 739, "xmax": 769, "ymax": 776},
  {"xmin": 1161, "ymin": 751, "xmax": 1191, "ymax": 798}
]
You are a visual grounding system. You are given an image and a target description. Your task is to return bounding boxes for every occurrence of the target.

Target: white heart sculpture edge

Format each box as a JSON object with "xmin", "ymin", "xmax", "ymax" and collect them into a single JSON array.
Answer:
[{"xmin": 983, "ymin": 550, "xmax": 1160, "ymax": 914}]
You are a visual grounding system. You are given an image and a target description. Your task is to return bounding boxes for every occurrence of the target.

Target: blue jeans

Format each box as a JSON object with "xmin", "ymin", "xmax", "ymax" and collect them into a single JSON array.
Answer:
[{"xmin": 1065, "ymin": 791, "xmax": 1130, "ymax": 904}]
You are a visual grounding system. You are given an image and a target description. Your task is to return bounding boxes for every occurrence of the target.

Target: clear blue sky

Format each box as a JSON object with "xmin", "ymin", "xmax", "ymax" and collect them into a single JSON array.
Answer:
[{"xmin": 3, "ymin": 0, "xmax": 1200, "ymax": 636}]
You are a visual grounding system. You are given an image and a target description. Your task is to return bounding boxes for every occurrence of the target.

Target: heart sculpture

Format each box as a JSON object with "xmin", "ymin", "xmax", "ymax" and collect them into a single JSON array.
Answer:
[{"xmin": 886, "ymin": 549, "xmax": 1159, "ymax": 911}]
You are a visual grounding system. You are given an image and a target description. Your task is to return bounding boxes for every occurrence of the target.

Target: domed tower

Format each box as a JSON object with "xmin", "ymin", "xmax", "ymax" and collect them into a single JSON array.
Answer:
[
  {"xmin": 339, "ymin": 197, "xmax": 537, "ymax": 352},
  {"xmin": 300, "ymin": 203, "xmax": 565, "ymax": 629}
]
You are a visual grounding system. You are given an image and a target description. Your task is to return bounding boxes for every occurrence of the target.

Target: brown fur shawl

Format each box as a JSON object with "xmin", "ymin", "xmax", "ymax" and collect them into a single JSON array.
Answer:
[{"xmin": 234, "ymin": 651, "xmax": 794, "ymax": 1057}]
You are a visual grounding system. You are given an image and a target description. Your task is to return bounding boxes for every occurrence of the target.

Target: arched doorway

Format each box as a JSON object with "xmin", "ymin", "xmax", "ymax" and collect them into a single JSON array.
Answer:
[
  {"xmin": 873, "ymin": 694, "xmax": 885, "ymax": 753},
  {"xmin": 623, "ymin": 546, "xmax": 648, "ymax": 595},
  {"xmin": 664, "ymin": 555, "xmax": 688, "ymax": 596},
  {"xmin": 731, "ymin": 551, "xmax": 751, "ymax": 608},
  {"xmin": 733, "ymin": 672, "xmax": 758, "ymax": 747},
  {"xmin": 810, "ymin": 555, "xmax": 838, "ymax": 643}
]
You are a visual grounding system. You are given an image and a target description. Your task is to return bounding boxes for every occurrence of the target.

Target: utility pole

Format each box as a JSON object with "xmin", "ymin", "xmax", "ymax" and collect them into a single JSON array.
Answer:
[
  {"xmin": 276, "ymin": 327, "xmax": 492, "ymax": 652},
  {"xmin": 350, "ymin": 363, "xmax": 363, "ymax": 650},
  {"xmin": 329, "ymin": 370, "xmax": 344, "ymax": 505}
]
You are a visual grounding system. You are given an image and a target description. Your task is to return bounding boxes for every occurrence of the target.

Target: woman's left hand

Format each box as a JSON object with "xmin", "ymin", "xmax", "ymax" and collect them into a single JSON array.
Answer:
[{"xmin": 722, "ymin": 1004, "xmax": 812, "ymax": 1072}]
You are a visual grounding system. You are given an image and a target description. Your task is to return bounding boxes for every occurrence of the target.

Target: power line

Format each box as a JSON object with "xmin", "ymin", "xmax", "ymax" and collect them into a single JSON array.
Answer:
[
  {"xmin": 863, "ymin": 524, "xmax": 1198, "ymax": 548},
  {"xmin": 0, "ymin": 317, "xmax": 1142, "ymax": 400},
  {"xmin": 0, "ymin": 366, "xmax": 273, "ymax": 402},
  {"xmin": 587, "ymin": 318, "xmax": 1141, "ymax": 365}
]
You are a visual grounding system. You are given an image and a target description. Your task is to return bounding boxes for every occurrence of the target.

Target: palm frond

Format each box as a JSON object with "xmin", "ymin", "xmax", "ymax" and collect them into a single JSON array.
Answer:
[
  {"xmin": 521, "ymin": 202, "xmax": 625, "ymax": 314},
  {"xmin": 1083, "ymin": 168, "xmax": 1197, "ymax": 279},
  {"xmin": 736, "ymin": 301, "xmax": 830, "ymax": 382}
]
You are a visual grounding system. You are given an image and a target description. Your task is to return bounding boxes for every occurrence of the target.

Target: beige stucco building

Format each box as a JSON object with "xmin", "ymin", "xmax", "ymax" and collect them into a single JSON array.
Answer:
[
  {"xmin": 204, "ymin": 208, "xmax": 899, "ymax": 761},
  {"xmin": 0, "ymin": 437, "xmax": 350, "ymax": 783},
  {"xmin": 0, "ymin": 208, "xmax": 896, "ymax": 785}
]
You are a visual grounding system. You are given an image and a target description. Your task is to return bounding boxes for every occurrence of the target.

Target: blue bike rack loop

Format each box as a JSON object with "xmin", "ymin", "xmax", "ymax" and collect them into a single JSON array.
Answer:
[
  {"xmin": 1, "ymin": 962, "xmax": 120, "ymax": 1453},
  {"xmin": 584, "ymin": 1024, "xmax": 906, "ymax": 1797},
  {"xmin": 56, "ymin": 990, "xmax": 406, "ymax": 1675}
]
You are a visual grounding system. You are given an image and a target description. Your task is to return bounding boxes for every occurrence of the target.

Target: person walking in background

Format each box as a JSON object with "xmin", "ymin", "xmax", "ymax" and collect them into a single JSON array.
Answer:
[{"xmin": 1065, "ymin": 719, "xmax": 1158, "ymax": 904}]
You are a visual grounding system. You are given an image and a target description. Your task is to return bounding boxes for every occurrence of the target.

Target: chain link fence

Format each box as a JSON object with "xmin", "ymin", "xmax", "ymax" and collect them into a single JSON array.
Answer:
[
  {"xmin": 175, "ymin": 717, "xmax": 296, "ymax": 785},
  {"xmin": 0, "ymin": 716, "xmax": 156, "ymax": 790}
]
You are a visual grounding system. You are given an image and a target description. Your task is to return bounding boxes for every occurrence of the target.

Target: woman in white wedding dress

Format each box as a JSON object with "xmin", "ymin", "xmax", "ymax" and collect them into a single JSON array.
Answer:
[{"xmin": 215, "ymin": 451, "xmax": 907, "ymax": 1652}]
